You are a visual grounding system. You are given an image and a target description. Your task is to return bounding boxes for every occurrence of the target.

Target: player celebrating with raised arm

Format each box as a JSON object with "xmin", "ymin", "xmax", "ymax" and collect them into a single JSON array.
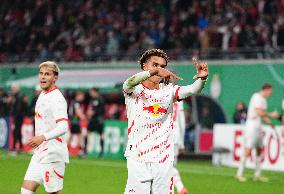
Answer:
[
  {"xmin": 123, "ymin": 49, "xmax": 208, "ymax": 194},
  {"xmin": 236, "ymin": 83, "xmax": 279, "ymax": 182},
  {"xmin": 21, "ymin": 61, "xmax": 69, "ymax": 194}
]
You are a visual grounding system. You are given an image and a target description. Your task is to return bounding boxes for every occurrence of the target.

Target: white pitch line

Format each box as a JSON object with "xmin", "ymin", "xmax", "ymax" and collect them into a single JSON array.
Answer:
[{"xmin": 266, "ymin": 64, "xmax": 284, "ymax": 86}]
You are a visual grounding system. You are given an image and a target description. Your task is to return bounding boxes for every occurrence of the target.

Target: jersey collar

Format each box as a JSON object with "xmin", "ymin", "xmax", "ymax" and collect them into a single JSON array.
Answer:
[
  {"xmin": 44, "ymin": 86, "xmax": 58, "ymax": 94},
  {"xmin": 142, "ymin": 83, "xmax": 160, "ymax": 90}
]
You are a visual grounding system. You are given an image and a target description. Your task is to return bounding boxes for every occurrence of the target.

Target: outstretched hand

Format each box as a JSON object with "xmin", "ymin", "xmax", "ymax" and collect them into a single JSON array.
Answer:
[{"xmin": 192, "ymin": 57, "xmax": 208, "ymax": 80}]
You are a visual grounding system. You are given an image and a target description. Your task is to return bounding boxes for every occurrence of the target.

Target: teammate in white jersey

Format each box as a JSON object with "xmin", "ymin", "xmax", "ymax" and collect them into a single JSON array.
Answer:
[
  {"xmin": 172, "ymin": 101, "xmax": 188, "ymax": 194},
  {"xmin": 21, "ymin": 61, "xmax": 69, "ymax": 194},
  {"xmin": 236, "ymin": 83, "xmax": 279, "ymax": 182},
  {"xmin": 123, "ymin": 49, "xmax": 208, "ymax": 194}
]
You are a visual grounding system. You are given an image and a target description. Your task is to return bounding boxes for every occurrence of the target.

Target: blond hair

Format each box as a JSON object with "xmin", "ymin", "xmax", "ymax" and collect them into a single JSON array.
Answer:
[{"xmin": 38, "ymin": 61, "xmax": 60, "ymax": 75}]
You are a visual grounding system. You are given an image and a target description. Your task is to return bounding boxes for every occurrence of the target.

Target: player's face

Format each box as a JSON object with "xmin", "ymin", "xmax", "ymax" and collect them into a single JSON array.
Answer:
[
  {"xmin": 38, "ymin": 66, "xmax": 58, "ymax": 91},
  {"xmin": 143, "ymin": 56, "xmax": 167, "ymax": 82},
  {"xmin": 264, "ymin": 88, "xmax": 273, "ymax": 97}
]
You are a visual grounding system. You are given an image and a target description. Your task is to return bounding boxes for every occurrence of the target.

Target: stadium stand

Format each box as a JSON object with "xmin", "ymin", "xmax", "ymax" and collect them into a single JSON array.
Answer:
[{"xmin": 1, "ymin": 0, "xmax": 284, "ymax": 62}]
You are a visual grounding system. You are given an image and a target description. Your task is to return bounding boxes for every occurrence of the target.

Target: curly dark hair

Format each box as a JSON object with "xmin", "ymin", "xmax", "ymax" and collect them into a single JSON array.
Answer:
[{"xmin": 139, "ymin": 49, "xmax": 169, "ymax": 69}]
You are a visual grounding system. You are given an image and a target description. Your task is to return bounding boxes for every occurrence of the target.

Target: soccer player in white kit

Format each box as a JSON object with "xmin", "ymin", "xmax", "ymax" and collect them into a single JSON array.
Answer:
[
  {"xmin": 236, "ymin": 83, "xmax": 279, "ymax": 182},
  {"xmin": 172, "ymin": 101, "xmax": 188, "ymax": 194},
  {"xmin": 21, "ymin": 61, "xmax": 69, "ymax": 194},
  {"xmin": 123, "ymin": 49, "xmax": 208, "ymax": 194}
]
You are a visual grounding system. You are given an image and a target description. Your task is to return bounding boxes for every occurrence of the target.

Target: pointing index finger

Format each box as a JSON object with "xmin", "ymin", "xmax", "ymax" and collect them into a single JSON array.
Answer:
[{"xmin": 192, "ymin": 57, "xmax": 199, "ymax": 70}]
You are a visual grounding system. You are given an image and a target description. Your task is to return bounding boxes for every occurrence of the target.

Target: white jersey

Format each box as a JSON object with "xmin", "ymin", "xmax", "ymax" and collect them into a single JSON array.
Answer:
[
  {"xmin": 124, "ymin": 83, "xmax": 180, "ymax": 163},
  {"xmin": 173, "ymin": 101, "xmax": 185, "ymax": 149},
  {"xmin": 246, "ymin": 92, "xmax": 267, "ymax": 128},
  {"xmin": 282, "ymin": 99, "xmax": 284, "ymax": 111},
  {"xmin": 33, "ymin": 88, "xmax": 69, "ymax": 164}
]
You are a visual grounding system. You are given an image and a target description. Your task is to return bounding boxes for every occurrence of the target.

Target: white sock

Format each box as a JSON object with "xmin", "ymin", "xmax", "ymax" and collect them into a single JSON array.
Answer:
[
  {"xmin": 254, "ymin": 156, "xmax": 261, "ymax": 177},
  {"xmin": 21, "ymin": 188, "xmax": 34, "ymax": 194},
  {"xmin": 172, "ymin": 167, "xmax": 184, "ymax": 192},
  {"xmin": 237, "ymin": 154, "xmax": 246, "ymax": 177}
]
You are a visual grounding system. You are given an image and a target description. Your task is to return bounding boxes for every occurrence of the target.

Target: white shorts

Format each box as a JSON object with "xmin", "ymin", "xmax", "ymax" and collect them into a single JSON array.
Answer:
[
  {"xmin": 24, "ymin": 157, "xmax": 65, "ymax": 193},
  {"xmin": 244, "ymin": 125, "xmax": 263, "ymax": 149},
  {"xmin": 124, "ymin": 157, "xmax": 174, "ymax": 194}
]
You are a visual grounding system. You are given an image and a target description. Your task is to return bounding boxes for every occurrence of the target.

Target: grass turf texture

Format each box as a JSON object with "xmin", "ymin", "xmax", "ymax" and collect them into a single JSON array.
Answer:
[{"xmin": 0, "ymin": 149, "xmax": 283, "ymax": 194}]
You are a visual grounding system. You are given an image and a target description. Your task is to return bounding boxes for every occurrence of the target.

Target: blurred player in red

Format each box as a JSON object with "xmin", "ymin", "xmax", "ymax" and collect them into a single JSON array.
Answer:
[
  {"xmin": 21, "ymin": 61, "xmax": 69, "ymax": 194},
  {"xmin": 123, "ymin": 49, "xmax": 208, "ymax": 194},
  {"xmin": 236, "ymin": 84, "xmax": 279, "ymax": 182},
  {"xmin": 173, "ymin": 100, "xmax": 188, "ymax": 194}
]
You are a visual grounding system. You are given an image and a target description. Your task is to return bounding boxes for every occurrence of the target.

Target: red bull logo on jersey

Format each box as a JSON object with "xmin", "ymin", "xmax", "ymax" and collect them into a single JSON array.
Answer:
[{"xmin": 143, "ymin": 103, "xmax": 167, "ymax": 117}]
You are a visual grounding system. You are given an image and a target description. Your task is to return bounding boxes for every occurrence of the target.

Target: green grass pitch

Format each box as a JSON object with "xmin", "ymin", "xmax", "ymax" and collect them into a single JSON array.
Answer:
[{"xmin": 1, "ymin": 149, "xmax": 283, "ymax": 194}]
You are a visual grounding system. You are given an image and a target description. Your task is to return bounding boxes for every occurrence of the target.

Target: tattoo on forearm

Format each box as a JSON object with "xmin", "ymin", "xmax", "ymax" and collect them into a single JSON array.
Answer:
[
  {"xmin": 127, "ymin": 75, "xmax": 137, "ymax": 87},
  {"xmin": 127, "ymin": 74, "xmax": 149, "ymax": 87}
]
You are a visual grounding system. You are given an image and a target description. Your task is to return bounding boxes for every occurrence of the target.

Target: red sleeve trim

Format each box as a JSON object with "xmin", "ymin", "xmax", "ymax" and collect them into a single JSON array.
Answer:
[
  {"xmin": 54, "ymin": 169, "xmax": 64, "ymax": 179},
  {"xmin": 175, "ymin": 86, "xmax": 181, "ymax": 101},
  {"xmin": 56, "ymin": 118, "xmax": 68, "ymax": 123}
]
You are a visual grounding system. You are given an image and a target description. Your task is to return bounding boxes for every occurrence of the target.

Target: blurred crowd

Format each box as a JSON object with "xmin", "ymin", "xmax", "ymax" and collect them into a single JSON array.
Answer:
[
  {"xmin": 1, "ymin": 0, "xmax": 284, "ymax": 62},
  {"xmin": 0, "ymin": 86, "xmax": 127, "ymax": 121},
  {"xmin": 0, "ymin": 85, "xmax": 127, "ymax": 153}
]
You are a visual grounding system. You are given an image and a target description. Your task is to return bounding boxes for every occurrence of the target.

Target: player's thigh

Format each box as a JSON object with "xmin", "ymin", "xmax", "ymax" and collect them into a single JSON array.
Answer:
[
  {"xmin": 244, "ymin": 136, "xmax": 255, "ymax": 150},
  {"xmin": 152, "ymin": 161, "xmax": 174, "ymax": 194},
  {"xmin": 41, "ymin": 162, "xmax": 65, "ymax": 193},
  {"xmin": 124, "ymin": 158, "xmax": 152, "ymax": 194},
  {"xmin": 244, "ymin": 128, "xmax": 258, "ymax": 149},
  {"xmin": 22, "ymin": 158, "xmax": 42, "ymax": 191}
]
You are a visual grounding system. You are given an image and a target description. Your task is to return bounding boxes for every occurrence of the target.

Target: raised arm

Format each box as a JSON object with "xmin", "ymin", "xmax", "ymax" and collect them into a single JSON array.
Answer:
[
  {"xmin": 176, "ymin": 79, "xmax": 206, "ymax": 100},
  {"xmin": 175, "ymin": 58, "xmax": 208, "ymax": 100},
  {"xmin": 123, "ymin": 71, "xmax": 151, "ymax": 94},
  {"xmin": 123, "ymin": 69, "xmax": 181, "ymax": 94}
]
